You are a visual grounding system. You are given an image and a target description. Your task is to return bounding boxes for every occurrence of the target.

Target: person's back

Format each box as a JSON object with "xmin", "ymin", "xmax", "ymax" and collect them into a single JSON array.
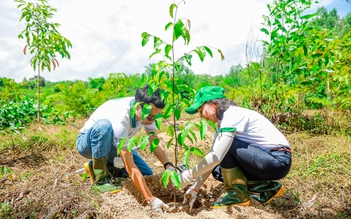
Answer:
[
  {"xmin": 80, "ymin": 97, "xmax": 133, "ymax": 134},
  {"xmin": 221, "ymin": 106, "xmax": 289, "ymax": 148}
]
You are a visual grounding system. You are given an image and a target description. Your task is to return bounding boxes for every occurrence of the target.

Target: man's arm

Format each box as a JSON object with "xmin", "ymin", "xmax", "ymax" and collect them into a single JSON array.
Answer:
[{"xmin": 120, "ymin": 149, "xmax": 153, "ymax": 202}]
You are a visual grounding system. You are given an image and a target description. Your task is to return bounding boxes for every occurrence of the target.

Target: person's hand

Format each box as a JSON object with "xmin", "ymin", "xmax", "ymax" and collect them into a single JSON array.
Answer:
[
  {"xmin": 179, "ymin": 170, "xmax": 194, "ymax": 190},
  {"xmin": 148, "ymin": 197, "xmax": 170, "ymax": 213},
  {"xmin": 182, "ymin": 187, "xmax": 198, "ymax": 212},
  {"xmin": 167, "ymin": 164, "xmax": 188, "ymax": 174}
]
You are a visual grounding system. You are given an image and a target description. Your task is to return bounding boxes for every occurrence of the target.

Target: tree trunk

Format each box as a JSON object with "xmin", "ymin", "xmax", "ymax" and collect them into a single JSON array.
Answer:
[{"xmin": 37, "ymin": 67, "xmax": 40, "ymax": 123}]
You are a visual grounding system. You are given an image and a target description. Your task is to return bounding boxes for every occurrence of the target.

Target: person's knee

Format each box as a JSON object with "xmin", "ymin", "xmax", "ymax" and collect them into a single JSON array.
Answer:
[
  {"xmin": 142, "ymin": 169, "xmax": 153, "ymax": 176},
  {"xmin": 95, "ymin": 119, "xmax": 113, "ymax": 133},
  {"xmin": 212, "ymin": 165, "xmax": 223, "ymax": 182}
]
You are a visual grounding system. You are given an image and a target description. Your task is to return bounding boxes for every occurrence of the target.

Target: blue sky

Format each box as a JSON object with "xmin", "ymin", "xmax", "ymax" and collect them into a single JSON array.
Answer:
[{"xmin": 0, "ymin": 0, "xmax": 350, "ymax": 82}]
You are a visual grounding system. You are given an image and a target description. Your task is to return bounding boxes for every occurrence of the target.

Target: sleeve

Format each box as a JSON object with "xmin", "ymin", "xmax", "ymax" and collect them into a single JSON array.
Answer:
[
  {"xmin": 190, "ymin": 170, "xmax": 212, "ymax": 191},
  {"xmin": 191, "ymin": 132, "xmax": 235, "ymax": 178},
  {"xmin": 220, "ymin": 107, "xmax": 247, "ymax": 133}
]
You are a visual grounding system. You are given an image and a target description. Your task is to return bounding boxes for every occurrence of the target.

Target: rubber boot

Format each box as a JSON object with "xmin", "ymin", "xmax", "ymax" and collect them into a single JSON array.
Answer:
[
  {"xmin": 107, "ymin": 162, "xmax": 129, "ymax": 178},
  {"xmin": 84, "ymin": 156, "xmax": 121, "ymax": 193},
  {"xmin": 210, "ymin": 167, "xmax": 250, "ymax": 208},
  {"xmin": 247, "ymin": 180, "xmax": 285, "ymax": 204}
]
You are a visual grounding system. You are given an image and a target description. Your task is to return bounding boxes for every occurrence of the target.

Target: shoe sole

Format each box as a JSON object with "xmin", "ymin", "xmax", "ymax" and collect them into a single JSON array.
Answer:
[
  {"xmin": 210, "ymin": 200, "xmax": 250, "ymax": 209},
  {"xmin": 263, "ymin": 184, "xmax": 286, "ymax": 204},
  {"xmin": 84, "ymin": 162, "xmax": 94, "ymax": 183}
]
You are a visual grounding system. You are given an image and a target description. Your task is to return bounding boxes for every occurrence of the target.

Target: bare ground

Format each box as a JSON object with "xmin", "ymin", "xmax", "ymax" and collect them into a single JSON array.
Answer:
[{"xmin": 0, "ymin": 121, "xmax": 351, "ymax": 219}]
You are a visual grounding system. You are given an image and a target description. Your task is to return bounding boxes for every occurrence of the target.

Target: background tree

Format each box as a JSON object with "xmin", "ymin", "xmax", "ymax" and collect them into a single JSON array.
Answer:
[{"xmin": 16, "ymin": 0, "xmax": 72, "ymax": 122}]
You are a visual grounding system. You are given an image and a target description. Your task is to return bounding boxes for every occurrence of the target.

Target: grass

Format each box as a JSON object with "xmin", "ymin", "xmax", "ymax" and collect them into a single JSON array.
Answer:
[{"xmin": 0, "ymin": 120, "xmax": 351, "ymax": 218}]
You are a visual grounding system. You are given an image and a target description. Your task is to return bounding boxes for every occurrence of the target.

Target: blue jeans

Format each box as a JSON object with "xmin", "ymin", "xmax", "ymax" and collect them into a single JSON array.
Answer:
[{"xmin": 76, "ymin": 119, "xmax": 153, "ymax": 176}]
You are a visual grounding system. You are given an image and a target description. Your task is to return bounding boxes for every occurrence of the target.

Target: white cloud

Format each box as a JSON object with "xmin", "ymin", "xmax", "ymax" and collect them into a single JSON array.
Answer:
[{"xmin": 0, "ymin": 0, "xmax": 347, "ymax": 82}]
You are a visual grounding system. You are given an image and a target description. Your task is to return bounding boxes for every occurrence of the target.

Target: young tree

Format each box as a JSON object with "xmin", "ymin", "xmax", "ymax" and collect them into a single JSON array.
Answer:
[
  {"xmin": 138, "ymin": 0, "xmax": 224, "ymax": 191},
  {"xmin": 16, "ymin": 0, "xmax": 72, "ymax": 122}
]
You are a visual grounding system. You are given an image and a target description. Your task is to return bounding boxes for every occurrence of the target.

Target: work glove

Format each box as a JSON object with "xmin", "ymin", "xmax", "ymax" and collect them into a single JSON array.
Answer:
[
  {"xmin": 148, "ymin": 197, "xmax": 170, "ymax": 213},
  {"xmin": 176, "ymin": 164, "xmax": 188, "ymax": 173},
  {"xmin": 179, "ymin": 170, "xmax": 195, "ymax": 190},
  {"xmin": 167, "ymin": 164, "xmax": 188, "ymax": 174},
  {"xmin": 182, "ymin": 187, "xmax": 198, "ymax": 212}
]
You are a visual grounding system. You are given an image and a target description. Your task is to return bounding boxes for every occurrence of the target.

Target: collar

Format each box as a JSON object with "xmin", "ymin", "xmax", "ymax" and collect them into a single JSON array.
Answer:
[{"xmin": 129, "ymin": 99, "xmax": 137, "ymax": 128}]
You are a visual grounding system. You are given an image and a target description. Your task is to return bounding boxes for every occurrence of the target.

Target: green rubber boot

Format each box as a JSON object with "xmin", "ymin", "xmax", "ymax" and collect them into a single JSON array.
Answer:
[
  {"xmin": 210, "ymin": 167, "xmax": 250, "ymax": 208},
  {"xmin": 84, "ymin": 156, "xmax": 121, "ymax": 193},
  {"xmin": 247, "ymin": 180, "xmax": 285, "ymax": 204}
]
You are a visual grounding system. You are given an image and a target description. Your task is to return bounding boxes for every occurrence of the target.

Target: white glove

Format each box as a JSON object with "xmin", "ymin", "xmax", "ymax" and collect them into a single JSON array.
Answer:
[
  {"xmin": 176, "ymin": 164, "xmax": 188, "ymax": 173},
  {"xmin": 148, "ymin": 197, "xmax": 170, "ymax": 213},
  {"xmin": 167, "ymin": 164, "xmax": 188, "ymax": 174},
  {"xmin": 166, "ymin": 165, "xmax": 175, "ymax": 171},
  {"xmin": 182, "ymin": 187, "xmax": 198, "ymax": 212},
  {"xmin": 179, "ymin": 170, "xmax": 195, "ymax": 190}
]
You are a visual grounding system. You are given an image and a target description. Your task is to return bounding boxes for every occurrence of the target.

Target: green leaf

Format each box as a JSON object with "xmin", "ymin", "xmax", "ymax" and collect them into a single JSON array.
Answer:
[
  {"xmin": 132, "ymin": 136, "xmax": 140, "ymax": 147},
  {"xmin": 199, "ymin": 119, "xmax": 208, "ymax": 140},
  {"xmin": 174, "ymin": 20, "xmax": 184, "ymax": 41},
  {"xmin": 155, "ymin": 114, "xmax": 162, "ymax": 130},
  {"xmin": 158, "ymin": 70, "xmax": 165, "ymax": 82},
  {"xmin": 141, "ymin": 104, "xmax": 151, "ymax": 120},
  {"xmin": 163, "ymin": 104, "xmax": 174, "ymax": 119},
  {"xmin": 189, "ymin": 130, "xmax": 198, "ymax": 143},
  {"xmin": 194, "ymin": 48, "xmax": 205, "ymax": 62},
  {"xmin": 149, "ymin": 48, "xmax": 161, "ymax": 59},
  {"xmin": 181, "ymin": 98, "xmax": 191, "ymax": 108},
  {"xmin": 186, "ymin": 134, "xmax": 194, "ymax": 144},
  {"xmin": 165, "ymin": 22, "xmax": 173, "ymax": 31},
  {"xmin": 260, "ymin": 28, "xmax": 269, "ymax": 35},
  {"xmin": 324, "ymin": 53, "xmax": 329, "ymax": 66},
  {"xmin": 130, "ymin": 101, "xmax": 140, "ymax": 118},
  {"xmin": 190, "ymin": 147, "xmax": 205, "ymax": 158},
  {"xmin": 161, "ymin": 170, "xmax": 170, "ymax": 187},
  {"xmin": 303, "ymin": 45, "xmax": 308, "ymax": 56},
  {"xmin": 182, "ymin": 122, "xmax": 192, "ymax": 139},
  {"xmin": 184, "ymin": 53, "xmax": 193, "ymax": 66},
  {"xmin": 141, "ymin": 33, "xmax": 151, "ymax": 46},
  {"xmin": 150, "ymin": 138, "xmax": 159, "ymax": 153},
  {"xmin": 301, "ymin": 12, "xmax": 318, "ymax": 20},
  {"xmin": 127, "ymin": 137, "xmax": 136, "ymax": 152},
  {"xmin": 170, "ymin": 171, "xmax": 180, "ymax": 189},
  {"xmin": 174, "ymin": 108, "xmax": 181, "ymax": 120},
  {"xmin": 203, "ymin": 46, "xmax": 213, "ymax": 57},
  {"xmin": 140, "ymin": 135, "xmax": 149, "ymax": 150},
  {"xmin": 184, "ymin": 150, "xmax": 190, "ymax": 166},
  {"xmin": 178, "ymin": 132, "xmax": 183, "ymax": 146},
  {"xmin": 117, "ymin": 138, "xmax": 126, "ymax": 155},
  {"xmin": 154, "ymin": 36, "xmax": 163, "ymax": 49},
  {"xmin": 169, "ymin": 3, "xmax": 176, "ymax": 19},
  {"xmin": 166, "ymin": 137, "xmax": 174, "ymax": 149},
  {"xmin": 165, "ymin": 44, "xmax": 172, "ymax": 57},
  {"xmin": 185, "ymin": 28, "xmax": 191, "ymax": 45}
]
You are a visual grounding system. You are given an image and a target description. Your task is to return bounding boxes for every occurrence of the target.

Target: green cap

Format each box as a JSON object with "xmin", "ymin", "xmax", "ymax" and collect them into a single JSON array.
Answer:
[{"xmin": 185, "ymin": 86, "xmax": 226, "ymax": 114}]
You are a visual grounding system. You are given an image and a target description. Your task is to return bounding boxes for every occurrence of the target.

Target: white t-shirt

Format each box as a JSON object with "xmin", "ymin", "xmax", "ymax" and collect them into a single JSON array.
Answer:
[
  {"xmin": 79, "ymin": 97, "xmax": 156, "ymax": 148},
  {"xmin": 219, "ymin": 106, "xmax": 290, "ymax": 150}
]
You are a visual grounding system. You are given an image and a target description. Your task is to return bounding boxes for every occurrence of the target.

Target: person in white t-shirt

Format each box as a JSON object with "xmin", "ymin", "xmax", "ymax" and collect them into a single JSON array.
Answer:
[
  {"xmin": 76, "ymin": 84, "xmax": 173, "ymax": 213},
  {"xmin": 178, "ymin": 86, "xmax": 292, "ymax": 211}
]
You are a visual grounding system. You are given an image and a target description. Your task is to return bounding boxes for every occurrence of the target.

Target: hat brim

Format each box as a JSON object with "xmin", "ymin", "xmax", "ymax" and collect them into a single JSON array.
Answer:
[{"xmin": 185, "ymin": 102, "xmax": 203, "ymax": 114}]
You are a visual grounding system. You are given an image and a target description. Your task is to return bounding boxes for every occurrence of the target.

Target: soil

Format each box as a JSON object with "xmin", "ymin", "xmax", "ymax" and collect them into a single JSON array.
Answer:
[{"xmin": 0, "ymin": 120, "xmax": 350, "ymax": 219}]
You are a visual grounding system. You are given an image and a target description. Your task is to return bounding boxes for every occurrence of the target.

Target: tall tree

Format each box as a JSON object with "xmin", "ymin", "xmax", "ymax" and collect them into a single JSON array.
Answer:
[{"xmin": 16, "ymin": 0, "xmax": 72, "ymax": 122}]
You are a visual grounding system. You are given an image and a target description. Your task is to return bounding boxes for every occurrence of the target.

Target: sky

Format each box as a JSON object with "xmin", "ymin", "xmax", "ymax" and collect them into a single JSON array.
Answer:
[{"xmin": 0, "ymin": 0, "xmax": 350, "ymax": 83}]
